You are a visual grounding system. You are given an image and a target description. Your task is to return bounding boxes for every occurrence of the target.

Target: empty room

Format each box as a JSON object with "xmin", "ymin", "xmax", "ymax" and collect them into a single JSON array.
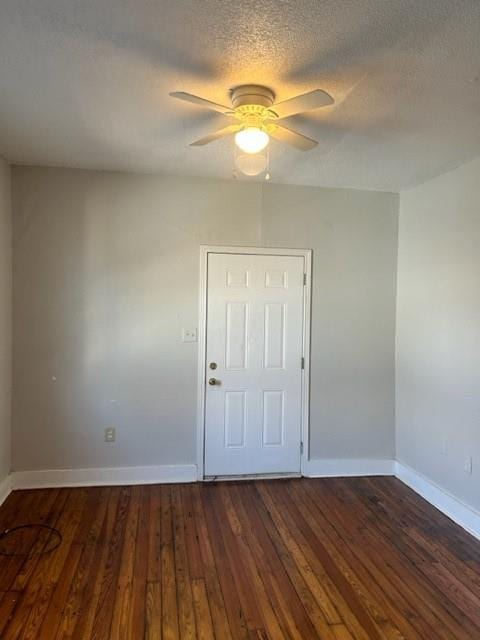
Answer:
[{"xmin": 0, "ymin": 1, "xmax": 479, "ymax": 638}]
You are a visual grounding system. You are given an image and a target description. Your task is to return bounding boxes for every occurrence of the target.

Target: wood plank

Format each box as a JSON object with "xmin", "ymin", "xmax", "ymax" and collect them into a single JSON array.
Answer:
[
  {"xmin": 219, "ymin": 484, "xmax": 286, "ymax": 640},
  {"xmin": 302, "ymin": 479, "xmax": 445, "ymax": 639},
  {"xmin": 265, "ymin": 481, "xmax": 387, "ymax": 640},
  {"xmin": 109, "ymin": 485, "xmax": 141, "ymax": 640},
  {"xmin": 129, "ymin": 485, "xmax": 149, "ymax": 639},
  {"xmin": 229, "ymin": 483, "xmax": 299, "ymax": 639},
  {"xmin": 0, "ymin": 591, "xmax": 21, "ymax": 636},
  {"xmin": 0, "ymin": 478, "xmax": 478, "ymax": 640},
  {"xmin": 1, "ymin": 489, "xmax": 63, "ymax": 593},
  {"xmin": 21, "ymin": 490, "xmax": 88, "ymax": 639},
  {"xmin": 54, "ymin": 487, "xmax": 111, "ymax": 640},
  {"xmin": 147, "ymin": 485, "xmax": 162, "ymax": 583},
  {"xmin": 89, "ymin": 486, "xmax": 131, "ymax": 640},
  {"xmin": 340, "ymin": 478, "xmax": 480, "ymax": 638},
  {"xmin": 190, "ymin": 484, "xmax": 233, "ymax": 640},
  {"xmin": 181, "ymin": 484, "xmax": 204, "ymax": 581},
  {"xmin": 145, "ymin": 580, "xmax": 162, "ymax": 640},
  {"xmin": 255, "ymin": 482, "xmax": 341, "ymax": 626},
  {"xmin": 69, "ymin": 487, "xmax": 122, "ymax": 640},
  {"xmin": 0, "ymin": 491, "xmax": 73, "ymax": 637},
  {"xmin": 35, "ymin": 543, "xmax": 83, "ymax": 639},
  {"xmin": 172, "ymin": 484, "xmax": 197, "ymax": 639},
  {"xmin": 161, "ymin": 485, "xmax": 180, "ymax": 640},
  {"xmin": 238, "ymin": 482, "xmax": 322, "ymax": 640},
  {"xmin": 192, "ymin": 578, "xmax": 215, "ymax": 640},
  {"xmin": 208, "ymin": 484, "xmax": 265, "ymax": 633},
  {"xmin": 200, "ymin": 485, "xmax": 250, "ymax": 640}
]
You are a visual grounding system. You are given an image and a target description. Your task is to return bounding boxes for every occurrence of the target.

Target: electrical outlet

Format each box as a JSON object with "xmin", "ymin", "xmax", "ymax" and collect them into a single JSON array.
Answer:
[
  {"xmin": 463, "ymin": 456, "xmax": 472, "ymax": 474},
  {"xmin": 104, "ymin": 427, "xmax": 116, "ymax": 443},
  {"xmin": 182, "ymin": 328, "xmax": 197, "ymax": 343}
]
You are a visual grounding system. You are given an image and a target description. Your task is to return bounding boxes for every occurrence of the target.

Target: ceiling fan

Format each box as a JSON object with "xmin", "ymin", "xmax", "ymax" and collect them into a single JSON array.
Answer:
[{"xmin": 170, "ymin": 84, "xmax": 334, "ymax": 175}]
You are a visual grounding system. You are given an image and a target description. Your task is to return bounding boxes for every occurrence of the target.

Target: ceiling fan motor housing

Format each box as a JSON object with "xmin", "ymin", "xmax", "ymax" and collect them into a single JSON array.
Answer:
[{"xmin": 231, "ymin": 85, "xmax": 275, "ymax": 110}]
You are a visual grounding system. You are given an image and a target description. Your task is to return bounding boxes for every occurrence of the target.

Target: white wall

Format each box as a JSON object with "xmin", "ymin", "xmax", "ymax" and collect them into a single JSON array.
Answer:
[
  {"xmin": 12, "ymin": 167, "xmax": 398, "ymax": 472},
  {"xmin": 397, "ymin": 157, "xmax": 480, "ymax": 512},
  {"xmin": 262, "ymin": 185, "xmax": 398, "ymax": 459},
  {"xmin": 0, "ymin": 157, "xmax": 12, "ymax": 485}
]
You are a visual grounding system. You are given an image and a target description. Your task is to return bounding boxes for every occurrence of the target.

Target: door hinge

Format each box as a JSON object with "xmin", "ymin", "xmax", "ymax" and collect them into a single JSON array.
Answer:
[
  {"xmin": 300, "ymin": 442, "xmax": 304, "ymax": 455},
  {"xmin": 303, "ymin": 273, "xmax": 307, "ymax": 285},
  {"xmin": 301, "ymin": 356, "xmax": 305, "ymax": 369}
]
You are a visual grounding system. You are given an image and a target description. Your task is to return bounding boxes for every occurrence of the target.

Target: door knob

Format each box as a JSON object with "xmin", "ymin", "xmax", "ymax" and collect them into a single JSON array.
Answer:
[{"xmin": 208, "ymin": 378, "xmax": 219, "ymax": 386}]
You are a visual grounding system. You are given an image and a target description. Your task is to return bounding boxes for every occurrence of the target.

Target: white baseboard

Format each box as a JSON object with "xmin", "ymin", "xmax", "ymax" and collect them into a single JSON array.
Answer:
[
  {"xmin": 4, "ymin": 459, "xmax": 479, "ymax": 542},
  {"xmin": 11, "ymin": 464, "xmax": 197, "ymax": 490},
  {"xmin": 302, "ymin": 458, "xmax": 479, "ymax": 540},
  {"xmin": 395, "ymin": 461, "xmax": 480, "ymax": 541},
  {"xmin": 303, "ymin": 458, "xmax": 396, "ymax": 477},
  {"xmin": 0, "ymin": 474, "xmax": 12, "ymax": 506}
]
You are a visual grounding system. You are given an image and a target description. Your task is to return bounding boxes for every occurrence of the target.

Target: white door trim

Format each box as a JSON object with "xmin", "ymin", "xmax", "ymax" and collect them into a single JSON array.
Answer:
[{"xmin": 196, "ymin": 245, "xmax": 312, "ymax": 481}]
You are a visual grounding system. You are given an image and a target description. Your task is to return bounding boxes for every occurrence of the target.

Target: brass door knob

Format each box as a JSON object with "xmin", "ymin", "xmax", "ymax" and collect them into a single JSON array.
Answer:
[{"xmin": 208, "ymin": 378, "xmax": 218, "ymax": 386}]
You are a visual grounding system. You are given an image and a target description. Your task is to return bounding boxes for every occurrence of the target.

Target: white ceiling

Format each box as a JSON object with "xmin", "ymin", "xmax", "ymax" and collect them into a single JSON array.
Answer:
[{"xmin": 1, "ymin": 0, "xmax": 479, "ymax": 191}]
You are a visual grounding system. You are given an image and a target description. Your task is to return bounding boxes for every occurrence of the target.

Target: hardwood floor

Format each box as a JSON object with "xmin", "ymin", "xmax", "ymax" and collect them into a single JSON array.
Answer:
[{"xmin": 0, "ymin": 477, "xmax": 479, "ymax": 639}]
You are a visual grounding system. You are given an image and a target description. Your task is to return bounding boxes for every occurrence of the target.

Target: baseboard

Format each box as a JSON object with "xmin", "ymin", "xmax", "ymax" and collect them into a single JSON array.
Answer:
[
  {"xmin": 10, "ymin": 459, "xmax": 394, "ymax": 489},
  {"xmin": 11, "ymin": 464, "xmax": 197, "ymax": 490},
  {"xmin": 302, "ymin": 458, "xmax": 480, "ymax": 540},
  {"xmin": 303, "ymin": 458, "xmax": 396, "ymax": 477},
  {"xmin": 0, "ymin": 474, "xmax": 12, "ymax": 506},
  {"xmin": 6, "ymin": 460, "xmax": 480, "ymax": 542},
  {"xmin": 395, "ymin": 461, "xmax": 480, "ymax": 541}
]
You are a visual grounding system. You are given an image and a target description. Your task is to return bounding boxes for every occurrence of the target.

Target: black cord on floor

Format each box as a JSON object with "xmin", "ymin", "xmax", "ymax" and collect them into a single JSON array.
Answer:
[{"xmin": 0, "ymin": 524, "xmax": 63, "ymax": 557}]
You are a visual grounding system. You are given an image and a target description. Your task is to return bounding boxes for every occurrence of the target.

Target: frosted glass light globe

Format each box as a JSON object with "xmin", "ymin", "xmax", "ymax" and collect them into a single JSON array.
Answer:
[
  {"xmin": 235, "ymin": 127, "xmax": 269, "ymax": 154},
  {"xmin": 235, "ymin": 152, "xmax": 268, "ymax": 176}
]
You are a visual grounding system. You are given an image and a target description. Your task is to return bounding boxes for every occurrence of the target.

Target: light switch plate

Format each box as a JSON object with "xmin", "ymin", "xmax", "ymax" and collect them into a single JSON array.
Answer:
[
  {"xmin": 182, "ymin": 328, "xmax": 197, "ymax": 343},
  {"xmin": 104, "ymin": 427, "xmax": 116, "ymax": 443}
]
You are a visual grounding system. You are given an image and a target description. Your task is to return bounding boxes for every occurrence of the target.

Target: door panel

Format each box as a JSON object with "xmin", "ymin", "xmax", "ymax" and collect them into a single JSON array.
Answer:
[
  {"xmin": 204, "ymin": 253, "xmax": 304, "ymax": 476},
  {"xmin": 262, "ymin": 390, "xmax": 284, "ymax": 446},
  {"xmin": 264, "ymin": 303, "xmax": 286, "ymax": 369},
  {"xmin": 225, "ymin": 302, "xmax": 248, "ymax": 369},
  {"xmin": 224, "ymin": 391, "xmax": 246, "ymax": 447}
]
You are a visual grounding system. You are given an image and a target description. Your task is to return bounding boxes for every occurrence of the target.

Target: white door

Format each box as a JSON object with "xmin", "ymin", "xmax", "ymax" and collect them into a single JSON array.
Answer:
[{"xmin": 204, "ymin": 252, "xmax": 305, "ymax": 476}]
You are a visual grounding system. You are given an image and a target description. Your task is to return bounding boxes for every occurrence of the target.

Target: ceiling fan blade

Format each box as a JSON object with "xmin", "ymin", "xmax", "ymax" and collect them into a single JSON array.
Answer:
[
  {"xmin": 169, "ymin": 91, "xmax": 233, "ymax": 115},
  {"xmin": 271, "ymin": 89, "xmax": 334, "ymax": 119},
  {"xmin": 268, "ymin": 124, "xmax": 318, "ymax": 151},
  {"xmin": 190, "ymin": 124, "xmax": 242, "ymax": 146}
]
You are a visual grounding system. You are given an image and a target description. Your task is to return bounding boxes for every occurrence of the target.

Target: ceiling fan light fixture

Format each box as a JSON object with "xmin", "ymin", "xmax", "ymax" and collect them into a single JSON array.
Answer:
[
  {"xmin": 234, "ymin": 127, "xmax": 269, "ymax": 154},
  {"xmin": 234, "ymin": 149, "xmax": 268, "ymax": 176}
]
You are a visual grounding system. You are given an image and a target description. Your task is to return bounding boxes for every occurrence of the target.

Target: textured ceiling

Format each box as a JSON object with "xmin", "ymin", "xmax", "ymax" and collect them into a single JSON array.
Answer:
[{"xmin": 0, "ymin": 0, "xmax": 479, "ymax": 191}]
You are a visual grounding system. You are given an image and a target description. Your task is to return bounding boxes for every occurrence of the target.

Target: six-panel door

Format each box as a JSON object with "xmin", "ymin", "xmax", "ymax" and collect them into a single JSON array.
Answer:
[{"xmin": 204, "ymin": 253, "xmax": 305, "ymax": 476}]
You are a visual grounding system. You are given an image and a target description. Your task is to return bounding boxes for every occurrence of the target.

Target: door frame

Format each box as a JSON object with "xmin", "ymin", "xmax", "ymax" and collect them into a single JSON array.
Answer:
[{"xmin": 196, "ymin": 245, "xmax": 312, "ymax": 481}]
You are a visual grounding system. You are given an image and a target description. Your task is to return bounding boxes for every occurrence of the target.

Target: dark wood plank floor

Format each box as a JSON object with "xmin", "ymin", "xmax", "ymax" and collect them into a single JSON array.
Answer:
[{"xmin": 0, "ymin": 477, "xmax": 479, "ymax": 639}]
